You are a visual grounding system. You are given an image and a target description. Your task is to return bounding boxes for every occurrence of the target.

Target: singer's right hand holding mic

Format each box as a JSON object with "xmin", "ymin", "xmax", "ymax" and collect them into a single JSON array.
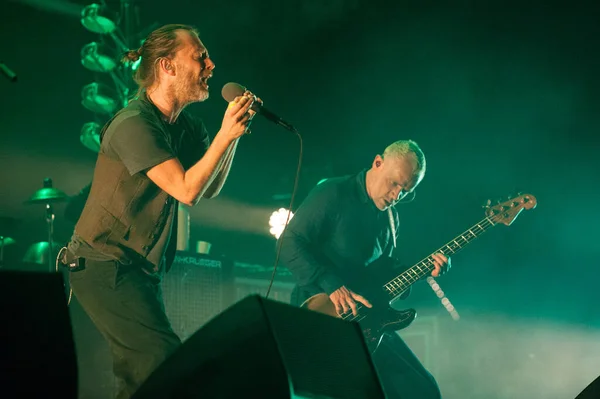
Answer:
[{"xmin": 218, "ymin": 93, "xmax": 256, "ymax": 141}]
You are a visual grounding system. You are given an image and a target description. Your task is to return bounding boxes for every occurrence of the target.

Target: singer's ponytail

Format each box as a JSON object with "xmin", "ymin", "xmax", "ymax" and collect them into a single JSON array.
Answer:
[{"xmin": 122, "ymin": 49, "xmax": 141, "ymax": 63}]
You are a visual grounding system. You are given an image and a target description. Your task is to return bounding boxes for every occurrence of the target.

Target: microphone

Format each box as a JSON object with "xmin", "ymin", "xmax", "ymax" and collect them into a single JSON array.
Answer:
[{"xmin": 221, "ymin": 82, "xmax": 297, "ymax": 133}]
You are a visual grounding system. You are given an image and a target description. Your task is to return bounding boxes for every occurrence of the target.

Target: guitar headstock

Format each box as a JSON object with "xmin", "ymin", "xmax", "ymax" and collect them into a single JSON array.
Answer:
[{"xmin": 484, "ymin": 193, "xmax": 537, "ymax": 226}]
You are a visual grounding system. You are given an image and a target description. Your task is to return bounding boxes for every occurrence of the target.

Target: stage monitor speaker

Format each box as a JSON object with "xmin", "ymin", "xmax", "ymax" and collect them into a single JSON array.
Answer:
[
  {"xmin": 0, "ymin": 270, "xmax": 78, "ymax": 398},
  {"xmin": 163, "ymin": 251, "xmax": 235, "ymax": 340},
  {"xmin": 576, "ymin": 375, "xmax": 600, "ymax": 399},
  {"xmin": 133, "ymin": 295, "xmax": 384, "ymax": 399}
]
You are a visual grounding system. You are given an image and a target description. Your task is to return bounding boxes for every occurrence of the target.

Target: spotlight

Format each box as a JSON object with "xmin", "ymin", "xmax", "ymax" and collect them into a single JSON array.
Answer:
[
  {"xmin": 80, "ymin": 122, "xmax": 102, "ymax": 153},
  {"xmin": 81, "ymin": 3, "xmax": 116, "ymax": 34},
  {"xmin": 81, "ymin": 82, "xmax": 119, "ymax": 114},
  {"xmin": 269, "ymin": 208, "xmax": 294, "ymax": 239},
  {"xmin": 81, "ymin": 42, "xmax": 117, "ymax": 73}
]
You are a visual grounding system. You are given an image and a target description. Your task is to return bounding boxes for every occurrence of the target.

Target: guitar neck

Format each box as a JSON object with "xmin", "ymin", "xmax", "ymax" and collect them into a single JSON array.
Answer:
[{"xmin": 383, "ymin": 216, "xmax": 497, "ymax": 299}]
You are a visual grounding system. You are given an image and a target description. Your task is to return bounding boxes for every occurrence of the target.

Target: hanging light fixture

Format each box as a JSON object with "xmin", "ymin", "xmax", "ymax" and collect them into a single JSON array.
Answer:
[
  {"xmin": 80, "ymin": 122, "xmax": 102, "ymax": 152},
  {"xmin": 81, "ymin": 82, "xmax": 119, "ymax": 114},
  {"xmin": 80, "ymin": 42, "xmax": 117, "ymax": 73},
  {"xmin": 81, "ymin": 3, "xmax": 116, "ymax": 34}
]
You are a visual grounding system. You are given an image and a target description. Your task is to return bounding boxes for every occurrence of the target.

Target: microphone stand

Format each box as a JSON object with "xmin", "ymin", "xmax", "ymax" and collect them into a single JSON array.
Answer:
[
  {"xmin": 0, "ymin": 61, "xmax": 17, "ymax": 82},
  {"xmin": 45, "ymin": 202, "xmax": 55, "ymax": 273}
]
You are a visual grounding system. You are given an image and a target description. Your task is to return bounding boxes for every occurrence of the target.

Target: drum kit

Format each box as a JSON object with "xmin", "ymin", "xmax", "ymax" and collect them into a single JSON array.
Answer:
[{"xmin": 0, "ymin": 178, "xmax": 69, "ymax": 273}]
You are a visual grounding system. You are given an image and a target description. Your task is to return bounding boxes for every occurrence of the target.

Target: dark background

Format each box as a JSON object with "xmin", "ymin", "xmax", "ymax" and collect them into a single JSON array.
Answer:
[{"xmin": 1, "ymin": 1, "xmax": 599, "ymax": 398}]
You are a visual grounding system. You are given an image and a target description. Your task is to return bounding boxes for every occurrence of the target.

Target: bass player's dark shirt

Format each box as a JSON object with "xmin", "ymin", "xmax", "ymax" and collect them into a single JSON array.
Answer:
[{"xmin": 278, "ymin": 169, "xmax": 400, "ymax": 305}]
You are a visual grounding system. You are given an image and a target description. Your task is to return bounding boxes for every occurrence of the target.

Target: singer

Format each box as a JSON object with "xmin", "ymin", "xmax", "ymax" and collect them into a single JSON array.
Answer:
[
  {"xmin": 278, "ymin": 140, "xmax": 451, "ymax": 399},
  {"xmin": 64, "ymin": 24, "xmax": 256, "ymax": 399}
]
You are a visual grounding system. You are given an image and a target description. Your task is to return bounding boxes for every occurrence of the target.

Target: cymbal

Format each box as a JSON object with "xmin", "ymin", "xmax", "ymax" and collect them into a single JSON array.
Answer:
[
  {"xmin": 24, "ymin": 187, "xmax": 68, "ymax": 204},
  {"xmin": 0, "ymin": 236, "xmax": 16, "ymax": 246},
  {"xmin": 22, "ymin": 241, "xmax": 62, "ymax": 265}
]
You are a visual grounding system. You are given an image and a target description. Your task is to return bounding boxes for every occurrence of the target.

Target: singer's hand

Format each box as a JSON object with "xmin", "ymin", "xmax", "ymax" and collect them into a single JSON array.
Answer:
[
  {"xmin": 245, "ymin": 90, "xmax": 263, "ymax": 107},
  {"xmin": 218, "ymin": 94, "xmax": 255, "ymax": 141},
  {"xmin": 242, "ymin": 90, "xmax": 261, "ymax": 134}
]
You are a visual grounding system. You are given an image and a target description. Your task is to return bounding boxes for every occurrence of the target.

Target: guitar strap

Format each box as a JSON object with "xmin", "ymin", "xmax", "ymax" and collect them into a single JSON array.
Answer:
[{"xmin": 387, "ymin": 207, "xmax": 397, "ymax": 249}]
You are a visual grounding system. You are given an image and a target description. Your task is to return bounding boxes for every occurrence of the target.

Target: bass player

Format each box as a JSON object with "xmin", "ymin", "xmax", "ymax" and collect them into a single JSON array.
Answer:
[{"xmin": 278, "ymin": 139, "xmax": 450, "ymax": 399}]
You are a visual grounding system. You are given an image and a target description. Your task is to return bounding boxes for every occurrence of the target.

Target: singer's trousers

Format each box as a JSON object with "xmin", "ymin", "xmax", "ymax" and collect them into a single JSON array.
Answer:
[{"xmin": 70, "ymin": 259, "xmax": 181, "ymax": 399}]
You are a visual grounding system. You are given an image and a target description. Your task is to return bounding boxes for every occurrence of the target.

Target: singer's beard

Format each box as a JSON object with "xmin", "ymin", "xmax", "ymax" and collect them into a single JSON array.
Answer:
[{"xmin": 174, "ymin": 69, "xmax": 209, "ymax": 104}]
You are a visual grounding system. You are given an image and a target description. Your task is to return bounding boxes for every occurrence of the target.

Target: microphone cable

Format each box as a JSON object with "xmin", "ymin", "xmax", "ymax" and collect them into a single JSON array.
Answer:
[{"xmin": 265, "ymin": 126, "xmax": 302, "ymax": 299}]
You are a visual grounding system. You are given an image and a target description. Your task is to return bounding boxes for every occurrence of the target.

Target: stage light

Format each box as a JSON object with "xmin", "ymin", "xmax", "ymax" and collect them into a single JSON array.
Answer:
[
  {"xmin": 81, "ymin": 3, "xmax": 116, "ymax": 34},
  {"xmin": 80, "ymin": 122, "xmax": 102, "ymax": 153},
  {"xmin": 81, "ymin": 42, "xmax": 117, "ymax": 73},
  {"xmin": 81, "ymin": 82, "xmax": 119, "ymax": 114},
  {"xmin": 269, "ymin": 208, "xmax": 294, "ymax": 239}
]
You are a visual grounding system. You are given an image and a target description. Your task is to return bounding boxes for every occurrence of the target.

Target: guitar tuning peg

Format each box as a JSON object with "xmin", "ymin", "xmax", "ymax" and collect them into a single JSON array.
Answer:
[{"xmin": 483, "ymin": 199, "xmax": 492, "ymax": 208}]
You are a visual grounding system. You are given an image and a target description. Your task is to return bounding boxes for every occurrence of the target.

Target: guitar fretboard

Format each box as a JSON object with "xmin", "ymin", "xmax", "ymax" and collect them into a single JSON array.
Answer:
[{"xmin": 383, "ymin": 216, "xmax": 496, "ymax": 299}]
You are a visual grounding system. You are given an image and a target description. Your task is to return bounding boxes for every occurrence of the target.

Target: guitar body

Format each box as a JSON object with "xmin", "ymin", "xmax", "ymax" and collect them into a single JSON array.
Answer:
[
  {"xmin": 301, "ymin": 293, "xmax": 416, "ymax": 353},
  {"xmin": 299, "ymin": 256, "xmax": 418, "ymax": 353}
]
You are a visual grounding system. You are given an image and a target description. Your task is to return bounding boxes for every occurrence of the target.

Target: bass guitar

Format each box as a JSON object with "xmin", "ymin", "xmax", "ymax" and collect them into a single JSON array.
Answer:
[{"xmin": 301, "ymin": 193, "xmax": 537, "ymax": 353}]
